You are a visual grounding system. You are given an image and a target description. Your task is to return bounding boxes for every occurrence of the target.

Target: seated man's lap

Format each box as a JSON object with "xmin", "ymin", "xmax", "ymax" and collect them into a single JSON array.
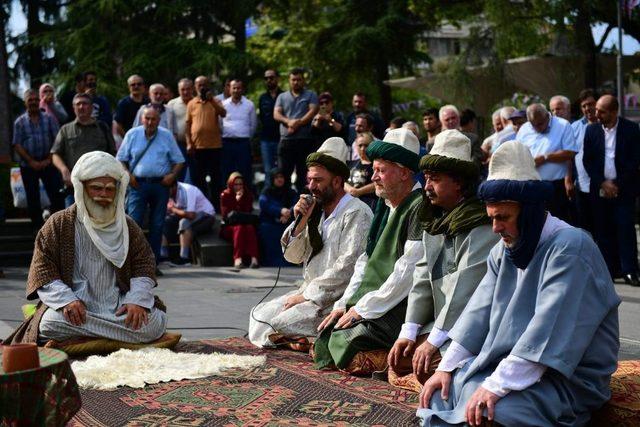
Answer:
[{"xmin": 39, "ymin": 306, "xmax": 167, "ymax": 343}]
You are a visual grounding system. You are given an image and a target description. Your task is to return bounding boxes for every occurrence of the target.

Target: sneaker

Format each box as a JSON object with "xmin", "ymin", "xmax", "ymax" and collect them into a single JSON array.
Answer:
[{"xmin": 169, "ymin": 257, "xmax": 192, "ymax": 267}]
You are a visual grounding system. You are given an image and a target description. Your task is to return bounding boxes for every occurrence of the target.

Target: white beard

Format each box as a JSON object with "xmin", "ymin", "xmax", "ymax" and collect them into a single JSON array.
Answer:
[{"xmin": 83, "ymin": 193, "xmax": 117, "ymax": 227}]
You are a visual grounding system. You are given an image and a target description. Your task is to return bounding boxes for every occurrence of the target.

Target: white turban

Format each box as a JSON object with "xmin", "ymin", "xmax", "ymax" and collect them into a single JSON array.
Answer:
[{"xmin": 71, "ymin": 151, "xmax": 130, "ymax": 268}]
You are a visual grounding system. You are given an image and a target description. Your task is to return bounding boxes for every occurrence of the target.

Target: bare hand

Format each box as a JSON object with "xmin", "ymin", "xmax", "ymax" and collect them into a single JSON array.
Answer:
[
  {"xmin": 419, "ymin": 370, "xmax": 451, "ymax": 409},
  {"xmin": 61, "ymin": 168, "xmax": 72, "ymax": 187},
  {"xmin": 317, "ymin": 308, "xmax": 345, "ymax": 332},
  {"xmin": 62, "ymin": 300, "xmax": 87, "ymax": 326},
  {"xmin": 283, "ymin": 293, "xmax": 306, "ymax": 310},
  {"xmin": 412, "ymin": 340, "xmax": 438, "ymax": 376},
  {"xmin": 465, "ymin": 386, "xmax": 501, "ymax": 426},
  {"xmin": 129, "ymin": 174, "xmax": 139, "ymax": 189},
  {"xmin": 161, "ymin": 173, "xmax": 176, "ymax": 187},
  {"xmin": 116, "ymin": 304, "xmax": 149, "ymax": 330},
  {"xmin": 564, "ymin": 177, "xmax": 575, "ymax": 200},
  {"xmin": 186, "ymin": 145, "xmax": 195, "ymax": 156},
  {"xmin": 534, "ymin": 155, "xmax": 546, "ymax": 167},
  {"xmin": 601, "ymin": 180, "xmax": 618, "ymax": 198},
  {"xmin": 388, "ymin": 338, "xmax": 415, "ymax": 370},
  {"xmin": 335, "ymin": 306, "xmax": 362, "ymax": 329},
  {"xmin": 235, "ymin": 188, "xmax": 244, "ymax": 201}
]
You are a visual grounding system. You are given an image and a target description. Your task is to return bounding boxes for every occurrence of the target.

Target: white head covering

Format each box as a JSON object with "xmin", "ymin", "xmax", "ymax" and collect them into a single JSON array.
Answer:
[
  {"xmin": 382, "ymin": 128, "xmax": 420, "ymax": 155},
  {"xmin": 487, "ymin": 140, "xmax": 540, "ymax": 181},
  {"xmin": 317, "ymin": 137, "xmax": 349, "ymax": 165},
  {"xmin": 71, "ymin": 151, "xmax": 130, "ymax": 268},
  {"xmin": 429, "ymin": 129, "xmax": 472, "ymax": 161}
]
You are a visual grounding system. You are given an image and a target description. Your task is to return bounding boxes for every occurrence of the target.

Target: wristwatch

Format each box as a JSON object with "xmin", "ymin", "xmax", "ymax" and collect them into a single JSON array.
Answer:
[{"xmin": 329, "ymin": 119, "xmax": 335, "ymax": 127}]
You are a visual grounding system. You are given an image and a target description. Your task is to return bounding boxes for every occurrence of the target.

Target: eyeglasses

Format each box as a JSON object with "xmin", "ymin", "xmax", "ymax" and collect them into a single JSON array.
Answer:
[
  {"xmin": 129, "ymin": 82, "xmax": 143, "ymax": 87},
  {"xmin": 264, "ymin": 75, "xmax": 276, "ymax": 80}
]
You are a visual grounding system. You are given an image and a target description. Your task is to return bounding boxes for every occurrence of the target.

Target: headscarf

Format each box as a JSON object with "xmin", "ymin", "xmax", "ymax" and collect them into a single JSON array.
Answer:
[
  {"xmin": 477, "ymin": 141, "xmax": 554, "ymax": 269},
  {"xmin": 262, "ymin": 168, "xmax": 297, "ymax": 208},
  {"xmin": 38, "ymin": 83, "xmax": 67, "ymax": 125},
  {"xmin": 71, "ymin": 151, "xmax": 130, "ymax": 268}
]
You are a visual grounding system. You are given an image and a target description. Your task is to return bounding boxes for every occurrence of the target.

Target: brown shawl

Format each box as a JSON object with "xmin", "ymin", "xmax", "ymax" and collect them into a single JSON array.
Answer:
[{"xmin": 4, "ymin": 205, "xmax": 165, "ymax": 344}]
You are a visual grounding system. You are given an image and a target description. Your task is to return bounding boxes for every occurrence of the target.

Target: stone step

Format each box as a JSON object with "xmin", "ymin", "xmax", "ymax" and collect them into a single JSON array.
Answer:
[
  {"xmin": 0, "ymin": 235, "xmax": 35, "ymax": 252},
  {"xmin": 193, "ymin": 232, "xmax": 233, "ymax": 267},
  {"xmin": 0, "ymin": 218, "xmax": 35, "ymax": 237},
  {"xmin": 0, "ymin": 250, "xmax": 33, "ymax": 267}
]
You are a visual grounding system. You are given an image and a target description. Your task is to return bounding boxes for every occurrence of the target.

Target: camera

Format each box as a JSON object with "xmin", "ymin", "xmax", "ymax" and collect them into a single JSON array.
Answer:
[{"xmin": 200, "ymin": 87, "xmax": 210, "ymax": 101}]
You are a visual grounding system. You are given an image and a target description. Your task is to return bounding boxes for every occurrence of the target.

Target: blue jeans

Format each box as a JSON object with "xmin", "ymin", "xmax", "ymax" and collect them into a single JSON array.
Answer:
[
  {"xmin": 222, "ymin": 138, "xmax": 252, "ymax": 186},
  {"xmin": 260, "ymin": 139, "xmax": 279, "ymax": 186},
  {"xmin": 126, "ymin": 180, "xmax": 170, "ymax": 264}
]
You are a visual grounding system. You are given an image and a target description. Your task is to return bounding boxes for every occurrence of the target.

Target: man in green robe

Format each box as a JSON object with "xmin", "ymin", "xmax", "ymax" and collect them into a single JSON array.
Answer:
[
  {"xmin": 388, "ymin": 130, "xmax": 499, "ymax": 389},
  {"xmin": 313, "ymin": 128, "xmax": 424, "ymax": 375}
]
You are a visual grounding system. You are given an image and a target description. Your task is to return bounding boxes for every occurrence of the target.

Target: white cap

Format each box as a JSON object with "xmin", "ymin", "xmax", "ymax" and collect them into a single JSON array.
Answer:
[
  {"xmin": 488, "ymin": 140, "xmax": 540, "ymax": 181},
  {"xmin": 317, "ymin": 137, "xmax": 349, "ymax": 165},
  {"xmin": 383, "ymin": 128, "xmax": 420, "ymax": 155},
  {"xmin": 429, "ymin": 129, "xmax": 472, "ymax": 162}
]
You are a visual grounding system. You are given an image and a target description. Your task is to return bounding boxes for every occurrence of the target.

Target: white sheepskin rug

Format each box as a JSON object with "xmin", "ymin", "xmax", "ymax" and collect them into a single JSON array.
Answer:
[{"xmin": 71, "ymin": 347, "xmax": 266, "ymax": 390}]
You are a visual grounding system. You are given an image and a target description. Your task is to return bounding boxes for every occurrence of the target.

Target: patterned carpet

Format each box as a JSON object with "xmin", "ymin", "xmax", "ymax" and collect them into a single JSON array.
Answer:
[{"xmin": 69, "ymin": 337, "xmax": 420, "ymax": 426}]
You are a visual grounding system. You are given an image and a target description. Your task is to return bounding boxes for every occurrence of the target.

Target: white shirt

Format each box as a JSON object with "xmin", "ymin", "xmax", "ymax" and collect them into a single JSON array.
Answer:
[
  {"xmin": 221, "ymin": 96, "xmax": 257, "ymax": 138},
  {"xmin": 603, "ymin": 120, "xmax": 618, "ymax": 180},
  {"xmin": 571, "ymin": 117, "xmax": 591, "ymax": 192},
  {"xmin": 333, "ymin": 184, "xmax": 424, "ymax": 319},
  {"xmin": 167, "ymin": 97, "xmax": 191, "ymax": 143},
  {"xmin": 175, "ymin": 182, "xmax": 215, "ymax": 216},
  {"xmin": 436, "ymin": 214, "xmax": 571, "ymax": 397}
]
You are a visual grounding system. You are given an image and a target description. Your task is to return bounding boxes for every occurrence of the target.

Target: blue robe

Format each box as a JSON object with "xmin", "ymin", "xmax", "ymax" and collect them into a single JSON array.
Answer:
[{"xmin": 418, "ymin": 226, "xmax": 620, "ymax": 426}]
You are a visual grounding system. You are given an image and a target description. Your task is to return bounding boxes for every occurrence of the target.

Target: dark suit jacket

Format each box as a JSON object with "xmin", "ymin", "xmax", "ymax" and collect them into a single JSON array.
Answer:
[{"xmin": 582, "ymin": 116, "xmax": 640, "ymax": 200}]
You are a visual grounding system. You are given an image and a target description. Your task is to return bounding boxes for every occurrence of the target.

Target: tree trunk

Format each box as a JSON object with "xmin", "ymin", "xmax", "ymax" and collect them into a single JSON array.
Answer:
[
  {"xmin": 25, "ymin": 0, "xmax": 45, "ymax": 87},
  {"xmin": 376, "ymin": 59, "xmax": 392, "ymax": 124},
  {"xmin": 0, "ymin": 15, "xmax": 12, "ymax": 163},
  {"xmin": 574, "ymin": 2, "xmax": 598, "ymax": 90}
]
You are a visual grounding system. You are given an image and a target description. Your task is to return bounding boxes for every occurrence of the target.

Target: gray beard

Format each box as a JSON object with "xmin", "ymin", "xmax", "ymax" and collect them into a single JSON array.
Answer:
[{"xmin": 84, "ymin": 194, "xmax": 117, "ymax": 226}]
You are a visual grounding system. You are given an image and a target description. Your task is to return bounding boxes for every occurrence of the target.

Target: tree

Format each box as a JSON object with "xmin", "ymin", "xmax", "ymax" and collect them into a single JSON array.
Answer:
[{"xmin": 0, "ymin": 2, "xmax": 11, "ymax": 163}]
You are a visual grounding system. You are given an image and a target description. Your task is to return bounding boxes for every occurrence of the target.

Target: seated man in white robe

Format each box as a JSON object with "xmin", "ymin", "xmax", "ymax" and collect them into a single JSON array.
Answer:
[
  {"xmin": 418, "ymin": 141, "xmax": 620, "ymax": 426},
  {"xmin": 249, "ymin": 137, "xmax": 373, "ymax": 350},
  {"xmin": 5, "ymin": 151, "xmax": 167, "ymax": 345}
]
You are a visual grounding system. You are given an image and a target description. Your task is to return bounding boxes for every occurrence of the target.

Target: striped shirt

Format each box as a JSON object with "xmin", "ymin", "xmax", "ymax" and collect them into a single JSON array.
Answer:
[
  {"xmin": 37, "ymin": 218, "xmax": 166, "ymax": 343},
  {"xmin": 12, "ymin": 111, "xmax": 59, "ymax": 166}
]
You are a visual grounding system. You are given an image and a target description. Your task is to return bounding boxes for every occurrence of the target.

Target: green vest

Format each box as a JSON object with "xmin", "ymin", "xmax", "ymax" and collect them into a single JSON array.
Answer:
[{"xmin": 346, "ymin": 190, "xmax": 422, "ymax": 307}]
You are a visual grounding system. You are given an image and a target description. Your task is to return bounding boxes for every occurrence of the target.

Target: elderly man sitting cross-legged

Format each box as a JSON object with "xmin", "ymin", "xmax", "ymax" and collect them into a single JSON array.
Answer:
[
  {"xmin": 5, "ymin": 151, "xmax": 168, "ymax": 347},
  {"xmin": 387, "ymin": 130, "xmax": 499, "ymax": 391},
  {"xmin": 417, "ymin": 141, "xmax": 620, "ymax": 427}
]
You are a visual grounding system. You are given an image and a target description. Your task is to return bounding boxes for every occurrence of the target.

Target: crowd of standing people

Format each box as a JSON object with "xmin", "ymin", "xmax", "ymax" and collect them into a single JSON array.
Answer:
[{"xmin": 5, "ymin": 63, "xmax": 638, "ymax": 425}]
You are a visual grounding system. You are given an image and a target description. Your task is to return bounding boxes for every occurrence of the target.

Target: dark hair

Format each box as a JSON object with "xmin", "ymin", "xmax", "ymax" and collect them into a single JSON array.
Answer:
[
  {"xmin": 353, "ymin": 91, "xmax": 366, "ymax": 99},
  {"xmin": 74, "ymin": 73, "xmax": 84, "ymax": 83},
  {"xmin": 390, "ymin": 116, "xmax": 406, "ymax": 128},
  {"xmin": 577, "ymin": 88, "xmax": 597, "ymax": 104},
  {"xmin": 289, "ymin": 67, "xmax": 305, "ymax": 77},
  {"xmin": 82, "ymin": 71, "xmax": 97, "ymax": 81},
  {"xmin": 356, "ymin": 113, "xmax": 374, "ymax": 127},
  {"xmin": 422, "ymin": 108, "xmax": 439, "ymax": 119},
  {"xmin": 460, "ymin": 108, "xmax": 477, "ymax": 127}
]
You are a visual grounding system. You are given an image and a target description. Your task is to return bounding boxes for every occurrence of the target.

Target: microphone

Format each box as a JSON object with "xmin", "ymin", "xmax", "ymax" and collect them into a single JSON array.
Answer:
[{"xmin": 293, "ymin": 194, "xmax": 315, "ymax": 230}]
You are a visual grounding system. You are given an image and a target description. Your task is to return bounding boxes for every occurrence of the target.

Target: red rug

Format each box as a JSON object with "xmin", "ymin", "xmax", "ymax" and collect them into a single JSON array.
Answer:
[{"xmin": 69, "ymin": 337, "xmax": 419, "ymax": 426}]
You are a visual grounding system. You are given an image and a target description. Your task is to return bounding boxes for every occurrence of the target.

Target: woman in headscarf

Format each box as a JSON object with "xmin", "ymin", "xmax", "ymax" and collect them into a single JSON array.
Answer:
[
  {"xmin": 258, "ymin": 168, "xmax": 298, "ymax": 266},
  {"xmin": 220, "ymin": 172, "xmax": 259, "ymax": 269},
  {"xmin": 39, "ymin": 83, "xmax": 68, "ymax": 125}
]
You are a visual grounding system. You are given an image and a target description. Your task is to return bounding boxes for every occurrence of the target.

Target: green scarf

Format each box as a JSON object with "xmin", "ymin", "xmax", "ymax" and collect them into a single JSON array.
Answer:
[
  {"xmin": 348, "ymin": 190, "xmax": 422, "ymax": 306},
  {"xmin": 307, "ymin": 204, "xmax": 324, "ymax": 262},
  {"xmin": 418, "ymin": 195, "xmax": 490, "ymax": 237},
  {"xmin": 365, "ymin": 198, "xmax": 390, "ymax": 257}
]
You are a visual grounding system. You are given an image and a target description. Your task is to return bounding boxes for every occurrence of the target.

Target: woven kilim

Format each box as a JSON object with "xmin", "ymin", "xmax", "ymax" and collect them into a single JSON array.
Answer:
[{"xmin": 69, "ymin": 337, "xmax": 420, "ymax": 426}]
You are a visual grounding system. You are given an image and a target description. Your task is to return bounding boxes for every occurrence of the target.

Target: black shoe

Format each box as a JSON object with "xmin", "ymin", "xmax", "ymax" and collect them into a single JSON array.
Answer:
[
  {"xmin": 623, "ymin": 273, "xmax": 640, "ymax": 286},
  {"xmin": 155, "ymin": 267, "xmax": 164, "ymax": 277},
  {"xmin": 169, "ymin": 257, "xmax": 192, "ymax": 267}
]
